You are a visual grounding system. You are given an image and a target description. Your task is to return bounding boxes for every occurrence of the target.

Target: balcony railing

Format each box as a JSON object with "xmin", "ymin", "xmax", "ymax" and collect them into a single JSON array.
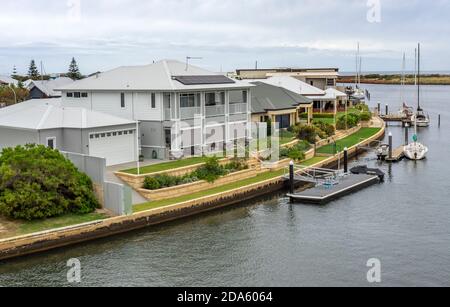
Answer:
[
  {"xmin": 205, "ymin": 105, "xmax": 225, "ymax": 117},
  {"xmin": 164, "ymin": 108, "xmax": 172, "ymax": 120},
  {"xmin": 229, "ymin": 103, "xmax": 247, "ymax": 114},
  {"xmin": 180, "ymin": 106, "xmax": 202, "ymax": 120}
]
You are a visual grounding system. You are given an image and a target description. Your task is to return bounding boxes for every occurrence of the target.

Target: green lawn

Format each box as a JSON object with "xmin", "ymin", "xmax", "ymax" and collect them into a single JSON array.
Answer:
[
  {"xmin": 16, "ymin": 212, "xmax": 109, "ymax": 236},
  {"xmin": 316, "ymin": 128, "xmax": 381, "ymax": 155},
  {"xmin": 299, "ymin": 156, "xmax": 328, "ymax": 166},
  {"xmin": 312, "ymin": 117, "xmax": 335, "ymax": 125},
  {"xmin": 122, "ymin": 156, "xmax": 209, "ymax": 175}
]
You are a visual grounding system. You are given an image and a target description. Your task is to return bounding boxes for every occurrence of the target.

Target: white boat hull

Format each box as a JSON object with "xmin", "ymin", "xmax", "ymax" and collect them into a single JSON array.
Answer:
[
  {"xmin": 415, "ymin": 120, "xmax": 430, "ymax": 127},
  {"xmin": 403, "ymin": 142, "xmax": 428, "ymax": 160}
]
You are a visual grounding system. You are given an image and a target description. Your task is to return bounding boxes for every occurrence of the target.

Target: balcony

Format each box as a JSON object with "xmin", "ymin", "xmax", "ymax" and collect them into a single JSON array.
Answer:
[
  {"xmin": 180, "ymin": 106, "xmax": 202, "ymax": 120},
  {"xmin": 229, "ymin": 103, "xmax": 247, "ymax": 114},
  {"xmin": 205, "ymin": 105, "xmax": 225, "ymax": 117}
]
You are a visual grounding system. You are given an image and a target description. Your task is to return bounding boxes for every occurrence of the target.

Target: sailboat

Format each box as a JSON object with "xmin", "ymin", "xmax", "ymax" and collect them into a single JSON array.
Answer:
[
  {"xmin": 352, "ymin": 42, "xmax": 366, "ymax": 101},
  {"xmin": 404, "ymin": 44, "xmax": 429, "ymax": 160},
  {"xmin": 403, "ymin": 116, "xmax": 429, "ymax": 160},
  {"xmin": 414, "ymin": 44, "xmax": 430, "ymax": 127}
]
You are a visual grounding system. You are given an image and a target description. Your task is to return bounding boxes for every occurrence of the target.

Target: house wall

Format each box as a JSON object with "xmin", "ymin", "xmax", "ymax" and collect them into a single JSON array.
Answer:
[
  {"xmin": 139, "ymin": 121, "xmax": 166, "ymax": 159},
  {"xmin": 0, "ymin": 128, "xmax": 38, "ymax": 150},
  {"xmin": 38, "ymin": 129, "xmax": 64, "ymax": 150}
]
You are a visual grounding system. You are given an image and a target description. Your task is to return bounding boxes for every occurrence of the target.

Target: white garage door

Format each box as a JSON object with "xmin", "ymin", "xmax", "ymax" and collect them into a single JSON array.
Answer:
[{"xmin": 89, "ymin": 129, "xmax": 136, "ymax": 166}]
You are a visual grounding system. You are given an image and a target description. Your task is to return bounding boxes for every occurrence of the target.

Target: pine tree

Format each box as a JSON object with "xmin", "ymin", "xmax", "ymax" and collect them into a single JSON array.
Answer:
[
  {"xmin": 28, "ymin": 60, "xmax": 40, "ymax": 80},
  {"xmin": 12, "ymin": 65, "xmax": 17, "ymax": 77},
  {"xmin": 67, "ymin": 57, "xmax": 82, "ymax": 80}
]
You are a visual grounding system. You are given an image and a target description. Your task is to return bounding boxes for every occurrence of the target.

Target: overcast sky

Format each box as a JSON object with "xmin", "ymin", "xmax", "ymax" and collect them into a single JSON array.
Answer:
[{"xmin": 1, "ymin": 0, "xmax": 449, "ymax": 75}]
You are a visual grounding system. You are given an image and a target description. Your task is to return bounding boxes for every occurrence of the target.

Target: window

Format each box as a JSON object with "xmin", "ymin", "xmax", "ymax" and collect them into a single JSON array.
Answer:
[
  {"xmin": 180, "ymin": 93, "xmax": 198, "ymax": 108},
  {"xmin": 205, "ymin": 92, "xmax": 225, "ymax": 107},
  {"xmin": 310, "ymin": 81, "xmax": 314, "ymax": 86},
  {"xmin": 327, "ymin": 79, "xmax": 335, "ymax": 86},
  {"xmin": 74, "ymin": 92, "xmax": 81, "ymax": 98},
  {"xmin": 242, "ymin": 90, "xmax": 248, "ymax": 103},
  {"xmin": 151, "ymin": 93, "xmax": 156, "ymax": 109},
  {"xmin": 121, "ymin": 93, "xmax": 125, "ymax": 108},
  {"xmin": 46, "ymin": 137, "xmax": 56, "ymax": 149},
  {"xmin": 66, "ymin": 92, "xmax": 73, "ymax": 98},
  {"xmin": 81, "ymin": 93, "xmax": 88, "ymax": 98}
]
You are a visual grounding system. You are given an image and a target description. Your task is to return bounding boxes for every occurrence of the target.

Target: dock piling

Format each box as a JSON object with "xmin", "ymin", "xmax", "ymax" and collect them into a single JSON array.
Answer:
[
  {"xmin": 388, "ymin": 132, "xmax": 393, "ymax": 160},
  {"xmin": 344, "ymin": 147, "xmax": 348, "ymax": 174},
  {"xmin": 377, "ymin": 102, "xmax": 381, "ymax": 115},
  {"xmin": 386, "ymin": 104, "xmax": 389, "ymax": 116},
  {"xmin": 438, "ymin": 114, "xmax": 441, "ymax": 128},
  {"xmin": 289, "ymin": 161, "xmax": 295, "ymax": 195},
  {"xmin": 405, "ymin": 126, "xmax": 409, "ymax": 145}
]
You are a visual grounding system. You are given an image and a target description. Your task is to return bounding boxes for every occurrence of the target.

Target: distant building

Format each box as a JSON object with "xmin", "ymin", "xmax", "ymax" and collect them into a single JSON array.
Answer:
[
  {"xmin": 27, "ymin": 77, "xmax": 74, "ymax": 99},
  {"xmin": 235, "ymin": 68, "xmax": 339, "ymax": 90},
  {"xmin": 250, "ymin": 82, "xmax": 313, "ymax": 128}
]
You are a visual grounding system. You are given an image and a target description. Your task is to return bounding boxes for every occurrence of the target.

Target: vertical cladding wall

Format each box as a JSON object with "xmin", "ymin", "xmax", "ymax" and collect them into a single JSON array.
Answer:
[
  {"xmin": 139, "ymin": 121, "xmax": 165, "ymax": 159},
  {"xmin": 0, "ymin": 128, "xmax": 38, "ymax": 150},
  {"xmin": 62, "ymin": 128, "xmax": 85, "ymax": 154}
]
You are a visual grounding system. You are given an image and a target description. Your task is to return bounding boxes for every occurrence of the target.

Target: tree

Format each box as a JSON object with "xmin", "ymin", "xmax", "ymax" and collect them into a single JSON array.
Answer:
[
  {"xmin": 0, "ymin": 144, "xmax": 99, "ymax": 220},
  {"xmin": 67, "ymin": 57, "xmax": 82, "ymax": 80},
  {"xmin": 28, "ymin": 60, "xmax": 40, "ymax": 80},
  {"xmin": 12, "ymin": 65, "xmax": 17, "ymax": 77}
]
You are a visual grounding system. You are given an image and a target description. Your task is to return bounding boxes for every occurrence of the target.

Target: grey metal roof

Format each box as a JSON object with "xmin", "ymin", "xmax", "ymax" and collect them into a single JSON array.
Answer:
[
  {"xmin": 57, "ymin": 60, "xmax": 252, "ymax": 92},
  {"xmin": 250, "ymin": 82, "xmax": 312, "ymax": 114},
  {"xmin": 0, "ymin": 98, "xmax": 136, "ymax": 131},
  {"xmin": 28, "ymin": 77, "xmax": 74, "ymax": 97}
]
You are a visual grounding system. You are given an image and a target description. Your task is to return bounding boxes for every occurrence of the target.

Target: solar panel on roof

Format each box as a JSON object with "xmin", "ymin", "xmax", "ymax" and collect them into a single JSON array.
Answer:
[{"xmin": 172, "ymin": 75, "xmax": 236, "ymax": 85}]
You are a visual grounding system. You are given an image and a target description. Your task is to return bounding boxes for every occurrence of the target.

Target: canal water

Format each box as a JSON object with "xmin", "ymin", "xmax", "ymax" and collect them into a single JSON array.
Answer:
[{"xmin": 0, "ymin": 84, "xmax": 449, "ymax": 287}]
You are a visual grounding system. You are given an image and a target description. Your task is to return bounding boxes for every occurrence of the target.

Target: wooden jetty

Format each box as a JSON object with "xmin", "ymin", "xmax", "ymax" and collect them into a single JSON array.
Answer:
[
  {"xmin": 380, "ymin": 114, "xmax": 412, "ymax": 127},
  {"xmin": 287, "ymin": 174, "xmax": 380, "ymax": 205},
  {"xmin": 386, "ymin": 146, "xmax": 405, "ymax": 162}
]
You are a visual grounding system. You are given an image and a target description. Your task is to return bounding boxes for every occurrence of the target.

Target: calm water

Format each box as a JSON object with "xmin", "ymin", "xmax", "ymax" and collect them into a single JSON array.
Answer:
[{"xmin": 1, "ymin": 84, "xmax": 449, "ymax": 287}]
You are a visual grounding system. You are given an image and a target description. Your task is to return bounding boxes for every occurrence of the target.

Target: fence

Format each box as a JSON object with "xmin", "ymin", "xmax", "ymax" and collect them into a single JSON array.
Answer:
[{"xmin": 61, "ymin": 151, "xmax": 131, "ymax": 216}]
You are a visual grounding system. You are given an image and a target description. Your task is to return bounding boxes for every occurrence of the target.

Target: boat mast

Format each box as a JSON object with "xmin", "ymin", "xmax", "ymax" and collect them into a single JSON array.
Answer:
[
  {"xmin": 417, "ymin": 43, "xmax": 421, "ymax": 111},
  {"xmin": 401, "ymin": 53, "xmax": 406, "ymax": 103},
  {"xmin": 355, "ymin": 42, "xmax": 359, "ymax": 88}
]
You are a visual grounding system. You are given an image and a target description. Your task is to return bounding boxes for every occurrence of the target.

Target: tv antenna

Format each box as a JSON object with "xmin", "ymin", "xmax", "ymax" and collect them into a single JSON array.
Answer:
[{"xmin": 185, "ymin": 56, "xmax": 203, "ymax": 71}]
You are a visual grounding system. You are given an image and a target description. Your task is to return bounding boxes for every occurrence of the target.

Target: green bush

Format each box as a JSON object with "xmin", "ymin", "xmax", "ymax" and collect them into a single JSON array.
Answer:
[
  {"xmin": 295, "ymin": 125, "xmax": 317, "ymax": 144},
  {"xmin": 360, "ymin": 111, "xmax": 372, "ymax": 121},
  {"xmin": 336, "ymin": 113, "xmax": 361, "ymax": 130},
  {"xmin": 313, "ymin": 122, "xmax": 335, "ymax": 137},
  {"xmin": 0, "ymin": 144, "xmax": 99, "ymax": 221},
  {"xmin": 143, "ymin": 177, "xmax": 161, "ymax": 190},
  {"xmin": 280, "ymin": 141, "xmax": 311, "ymax": 161}
]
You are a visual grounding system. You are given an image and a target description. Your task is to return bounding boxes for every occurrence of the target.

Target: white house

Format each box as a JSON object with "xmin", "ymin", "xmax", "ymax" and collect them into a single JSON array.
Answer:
[
  {"xmin": 0, "ymin": 98, "xmax": 138, "ymax": 166},
  {"xmin": 56, "ymin": 60, "xmax": 253, "ymax": 160}
]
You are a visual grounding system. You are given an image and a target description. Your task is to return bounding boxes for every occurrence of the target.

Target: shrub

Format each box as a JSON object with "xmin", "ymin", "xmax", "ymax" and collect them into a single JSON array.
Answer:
[
  {"xmin": 280, "ymin": 141, "xmax": 311, "ymax": 161},
  {"xmin": 313, "ymin": 122, "xmax": 335, "ymax": 138},
  {"xmin": 336, "ymin": 113, "xmax": 361, "ymax": 130},
  {"xmin": 360, "ymin": 111, "xmax": 372, "ymax": 121},
  {"xmin": 143, "ymin": 177, "xmax": 161, "ymax": 190},
  {"xmin": 295, "ymin": 125, "xmax": 317, "ymax": 144},
  {"xmin": 0, "ymin": 144, "xmax": 99, "ymax": 220}
]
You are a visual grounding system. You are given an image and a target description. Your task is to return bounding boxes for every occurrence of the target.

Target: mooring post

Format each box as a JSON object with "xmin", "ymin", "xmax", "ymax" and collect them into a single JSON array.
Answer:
[
  {"xmin": 388, "ymin": 132, "xmax": 393, "ymax": 160},
  {"xmin": 289, "ymin": 160, "xmax": 295, "ymax": 195},
  {"xmin": 405, "ymin": 126, "xmax": 409, "ymax": 145},
  {"xmin": 343, "ymin": 147, "xmax": 348, "ymax": 174},
  {"xmin": 438, "ymin": 114, "xmax": 441, "ymax": 128},
  {"xmin": 377, "ymin": 102, "xmax": 381, "ymax": 115},
  {"xmin": 386, "ymin": 104, "xmax": 389, "ymax": 116}
]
